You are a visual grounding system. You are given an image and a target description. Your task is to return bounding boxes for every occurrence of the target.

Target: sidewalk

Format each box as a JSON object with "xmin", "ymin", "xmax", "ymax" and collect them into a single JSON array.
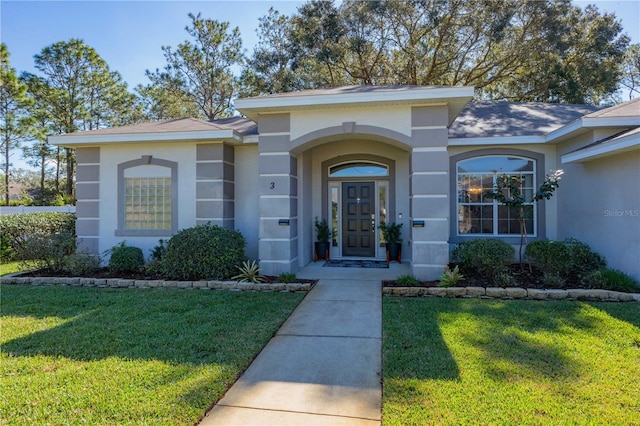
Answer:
[{"xmin": 199, "ymin": 262, "xmax": 408, "ymax": 425}]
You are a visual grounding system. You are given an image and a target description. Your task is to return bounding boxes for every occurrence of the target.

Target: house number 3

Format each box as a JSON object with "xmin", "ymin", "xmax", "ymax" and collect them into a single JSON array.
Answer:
[{"xmin": 270, "ymin": 182, "xmax": 275, "ymax": 189}]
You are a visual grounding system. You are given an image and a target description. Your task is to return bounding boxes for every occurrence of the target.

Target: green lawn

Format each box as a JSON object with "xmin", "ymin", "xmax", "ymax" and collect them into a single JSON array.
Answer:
[
  {"xmin": 0, "ymin": 284, "xmax": 304, "ymax": 425},
  {"xmin": 383, "ymin": 297, "xmax": 640, "ymax": 425}
]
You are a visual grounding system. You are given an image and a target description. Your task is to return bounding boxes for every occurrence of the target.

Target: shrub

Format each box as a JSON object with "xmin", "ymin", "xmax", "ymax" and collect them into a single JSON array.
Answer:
[
  {"xmin": 452, "ymin": 239, "xmax": 515, "ymax": 280},
  {"xmin": 145, "ymin": 239, "xmax": 167, "ymax": 276},
  {"xmin": 1, "ymin": 233, "xmax": 13, "ymax": 261},
  {"xmin": 160, "ymin": 224, "xmax": 247, "ymax": 280},
  {"xmin": 108, "ymin": 242, "xmax": 145, "ymax": 275},
  {"xmin": 542, "ymin": 272, "xmax": 565, "ymax": 289},
  {"xmin": 584, "ymin": 268, "xmax": 639, "ymax": 293},
  {"xmin": 438, "ymin": 266, "xmax": 465, "ymax": 288},
  {"xmin": 525, "ymin": 240, "xmax": 572, "ymax": 277},
  {"xmin": 277, "ymin": 272, "xmax": 297, "ymax": 283},
  {"xmin": 581, "ymin": 270, "xmax": 606, "ymax": 289},
  {"xmin": 494, "ymin": 273, "xmax": 518, "ymax": 287},
  {"xmin": 565, "ymin": 238, "xmax": 606, "ymax": 280},
  {"xmin": 63, "ymin": 253, "xmax": 101, "ymax": 276},
  {"xmin": 16, "ymin": 231, "xmax": 76, "ymax": 272},
  {"xmin": 396, "ymin": 274, "xmax": 419, "ymax": 286},
  {"xmin": 150, "ymin": 239, "xmax": 167, "ymax": 262},
  {"xmin": 0, "ymin": 212, "xmax": 75, "ymax": 259},
  {"xmin": 526, "ymin": 238, "xmax": 605, "ymax": 282},
  {"xmin": 232, "ymin": 260, "xmax": 264, "ymax": 283}
]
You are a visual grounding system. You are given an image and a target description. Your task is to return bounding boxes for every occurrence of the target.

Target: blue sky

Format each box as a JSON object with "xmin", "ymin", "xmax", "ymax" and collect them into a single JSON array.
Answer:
[
  {"xmin": 2, "ymin": 0, "xmax": 638, "ymax": 91},
  {"xmin": 1, "ymin": 0, "xmax": 307, "ymax": 88}
]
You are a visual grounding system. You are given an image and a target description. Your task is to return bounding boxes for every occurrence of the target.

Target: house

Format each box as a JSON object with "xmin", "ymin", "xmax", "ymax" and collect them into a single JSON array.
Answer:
[{"xmin": 49, "ymin": 85, "xmax": 640, "ymax": 279}]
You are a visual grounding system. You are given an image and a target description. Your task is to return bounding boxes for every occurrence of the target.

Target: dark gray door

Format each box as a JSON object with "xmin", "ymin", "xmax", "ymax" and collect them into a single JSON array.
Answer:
[{"xmin": 342, "ymin": 182, "xmax": 375, "ymax": 257}]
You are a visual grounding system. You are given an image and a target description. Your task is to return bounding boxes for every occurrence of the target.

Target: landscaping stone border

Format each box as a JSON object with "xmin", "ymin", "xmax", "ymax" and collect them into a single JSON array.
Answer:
[
  {"xmin": 0, "ymin": 275, "xmax": 312, "ymax": 292},
  {"xmin": 383, "ymin": 286, "xmax": 640, "ymax": 302}
]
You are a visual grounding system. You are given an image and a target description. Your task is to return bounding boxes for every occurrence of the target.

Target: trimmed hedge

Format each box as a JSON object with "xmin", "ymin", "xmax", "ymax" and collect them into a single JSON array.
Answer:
[
  {"xmin": 108, "ymin": 242, "xmax": 145, "ymax": 274},
  {"xmin": 525, "ymin": 238, "xmax": 605, "ymax": 283},
  {"xmin": 0, "ymin": 212, "xmax": 76, "ymax": 260},
  {"xmin": 453, "ymin": 239, "xmax": 515, "ymax": 280},
  {"xmin": 160, "ymin": 224, "xmax": 247, "ymax": 281}
]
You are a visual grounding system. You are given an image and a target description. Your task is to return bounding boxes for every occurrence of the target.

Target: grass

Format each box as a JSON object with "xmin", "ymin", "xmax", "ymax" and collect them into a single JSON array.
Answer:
[
  {"xmin": 383, "ymin": 297, "xmax": 640, "ymax": 425},
  {"xmin": 0, "ymin": 261, "xmax": 23, "ymax": 276},
  {"xmin": 0, "ymin": 284, "xmax": 304, "ymax": 425}
]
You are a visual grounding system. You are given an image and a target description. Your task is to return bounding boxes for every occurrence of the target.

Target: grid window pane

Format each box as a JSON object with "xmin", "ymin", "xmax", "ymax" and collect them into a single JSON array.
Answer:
[
  {"xmin": 457, "ymin": 156, "xmax": 536, "ymax": 236},
  {"xmin": 124, "ymin": 177, "xmax": 172, "ymax": 230}
]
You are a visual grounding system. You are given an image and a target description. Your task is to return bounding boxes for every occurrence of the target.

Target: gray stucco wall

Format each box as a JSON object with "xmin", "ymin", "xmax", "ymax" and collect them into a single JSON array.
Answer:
[
  {"xmin": 234, "ymin": 145, "xmax": 260, "ymax": 260},
  {"xmin": 75, "ymin": 147, "xmax": 100, "ymax": 254},
  {"xmin": 558, "ymin": 150, "xmax": 640, "ymax": 279}
]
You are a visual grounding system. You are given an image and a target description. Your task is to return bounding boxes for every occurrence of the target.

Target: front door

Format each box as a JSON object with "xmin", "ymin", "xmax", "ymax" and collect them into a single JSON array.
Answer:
[{"xmin": 342, "ymin": 182, "xmax": 375, "ymax": 257}]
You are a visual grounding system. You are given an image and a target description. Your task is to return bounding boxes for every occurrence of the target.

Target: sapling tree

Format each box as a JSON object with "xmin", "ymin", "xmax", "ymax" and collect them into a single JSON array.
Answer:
[{"xmin": 485, "ymin": 169, "xmax": 563, "ymax": 266}]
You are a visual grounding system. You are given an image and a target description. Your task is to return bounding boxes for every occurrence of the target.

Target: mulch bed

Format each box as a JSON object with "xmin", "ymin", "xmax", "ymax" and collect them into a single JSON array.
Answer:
[
  {"xmin": 383, "ymin": 264, "xmax": 564, "ymax": 289},
  {"xmin": 18, "ymin": 268, "xmax": 317, "ymax": 285}
]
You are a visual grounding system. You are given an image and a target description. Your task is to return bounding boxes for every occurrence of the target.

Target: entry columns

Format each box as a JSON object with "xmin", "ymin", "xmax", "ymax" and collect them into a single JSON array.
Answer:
[
  {"xmin": 410, "ymin": 106, "xmax": 451, "ymax": 280},
  {"xmin": 257, "ymin": 113, "xmax": 298, "ymax": 275}
]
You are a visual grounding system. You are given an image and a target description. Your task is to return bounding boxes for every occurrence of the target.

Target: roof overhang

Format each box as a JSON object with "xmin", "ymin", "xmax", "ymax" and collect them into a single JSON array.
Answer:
[
  {"xmin": 235, "ymin": 86, "xmax": 475, "ymax": 125},
  {"xmin": 561, "ymin": 129, "xmax": 640, "ymax": 164},
  {"xmin": 49, "ymin": 129, "xmax": 242, "ymax": 147},
  {"xmin": 547, "ymin": 116, "xmax": 640, "ymax": 144},
  {"xmin": 448, "ymin": 135, "xmax": 547, "ymax": 146}
]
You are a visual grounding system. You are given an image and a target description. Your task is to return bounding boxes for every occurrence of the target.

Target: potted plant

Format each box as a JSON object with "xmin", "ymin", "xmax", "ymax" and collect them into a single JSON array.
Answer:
[
  {"xmin": 314, "ymin": 217, "xmax": 331, "ymax": 261},
  {"xmin": 381, "ymin": 222, "xmax": 403, "ymax": 263}
]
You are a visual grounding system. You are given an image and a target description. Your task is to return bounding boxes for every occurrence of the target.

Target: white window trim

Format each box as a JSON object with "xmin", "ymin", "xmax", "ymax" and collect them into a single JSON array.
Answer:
[{"xmin": 456, "ymin": 155, "xmax": 537, "ymax": 238}]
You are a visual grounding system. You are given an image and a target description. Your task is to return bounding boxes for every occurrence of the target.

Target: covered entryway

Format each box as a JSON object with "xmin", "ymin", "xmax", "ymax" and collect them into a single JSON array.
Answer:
[{"xmin": 235, "ymin": 85, "xmax": 474, "ymax": 278}]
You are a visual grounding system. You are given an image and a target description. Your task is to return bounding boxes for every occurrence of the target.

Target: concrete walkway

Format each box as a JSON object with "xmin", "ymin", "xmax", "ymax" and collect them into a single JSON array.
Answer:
[{"xmin": 199, "ymin": 262, "xmax": 408, "ymax": 425}]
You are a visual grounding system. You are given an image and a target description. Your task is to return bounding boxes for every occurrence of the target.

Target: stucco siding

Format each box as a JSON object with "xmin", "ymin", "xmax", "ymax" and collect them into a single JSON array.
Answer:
[
  {"xmin": 558, "ymin": 150, "xmax": 640, "ymax": 278},
  {"xmin": 234, "ymin": 145, "xmax": 260, "ymax": 260},
  {"xmin": 98, "ymin": 143, "xmax": 197, "ymax": 258},
  {"xmin": 298, "ymin": 151, "xmax": 314, "ymax": 266},
  {"xmin": 75, "ymin": 147, "xmax": 100, "ymax": 255},
  {"xmin": 290, "ymin": 106, "xmax": 412, "ymax": 140}
]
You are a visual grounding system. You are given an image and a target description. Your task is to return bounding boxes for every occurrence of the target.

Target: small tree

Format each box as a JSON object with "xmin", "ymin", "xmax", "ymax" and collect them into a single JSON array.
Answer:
[{"xmin": 485, "ymin": 169, "xmax": 563, "ymax": 266}]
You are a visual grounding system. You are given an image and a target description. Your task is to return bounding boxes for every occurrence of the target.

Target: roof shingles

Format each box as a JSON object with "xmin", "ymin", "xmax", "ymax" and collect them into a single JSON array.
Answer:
[
  {"xmin": 449, "ymin": 101, "xmax": 602, "ymax": 138},
  {"xmin": 61, "ymin": 117, "xmax": 257, "ymax": 137}
]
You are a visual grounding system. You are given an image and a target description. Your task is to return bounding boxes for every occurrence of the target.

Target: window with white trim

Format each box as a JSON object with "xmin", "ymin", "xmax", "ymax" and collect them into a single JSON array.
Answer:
[{"xmin": 457, "ymin": 156, "xmax": 535, "ymax": 236}]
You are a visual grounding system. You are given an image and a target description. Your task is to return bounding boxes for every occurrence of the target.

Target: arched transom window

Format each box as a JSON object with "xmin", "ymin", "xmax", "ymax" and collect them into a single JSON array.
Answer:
[
  {"xmin": 457, "ymin": 156, "xmax": 536, "ymax": 236},
  {"xmin": 329, "ymin": 162, "xmax": 389, "ymax": 178}
]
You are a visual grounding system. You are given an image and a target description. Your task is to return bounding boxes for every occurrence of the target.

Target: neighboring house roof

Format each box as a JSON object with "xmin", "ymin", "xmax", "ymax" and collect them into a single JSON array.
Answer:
[{"xmin": 449, "ymin": 101, "xmax": 602, "ymax": 138}]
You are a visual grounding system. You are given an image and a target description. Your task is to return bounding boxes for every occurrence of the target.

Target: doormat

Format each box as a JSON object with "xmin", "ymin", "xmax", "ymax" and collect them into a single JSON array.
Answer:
[{"xmin": 323, "ymin": 259, "xmax": 389, "ymax": 268}]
